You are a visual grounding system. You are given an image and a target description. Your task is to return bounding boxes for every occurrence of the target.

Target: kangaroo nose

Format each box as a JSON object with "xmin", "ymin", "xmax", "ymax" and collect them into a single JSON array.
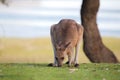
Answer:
[{"xmin": 58, "ymin": 64, "xmax": 62, "ymax": 67}]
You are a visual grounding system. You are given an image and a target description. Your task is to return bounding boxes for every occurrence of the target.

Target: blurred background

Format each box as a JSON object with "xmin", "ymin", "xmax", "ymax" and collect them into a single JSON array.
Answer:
[
  {"xmin": 0, "ymin": 0, "xmax": 120, "ymax": 63},
  {"xmin": 0, "ymin": 0, "xmax": 120, "ymax": 38}
]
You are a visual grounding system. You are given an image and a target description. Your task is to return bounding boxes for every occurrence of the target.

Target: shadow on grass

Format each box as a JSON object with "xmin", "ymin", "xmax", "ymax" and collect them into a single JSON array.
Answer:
[
  {"xmin": 0, "ymin": 63, "xmax": 50, "ymax": 68},
  {"xmin": 0, "ymin": 63, "xmax": 119, "ymax": 69},
  {"xmin": 23, "ymin": 63, "xmax": 48, "ymax": 67}
]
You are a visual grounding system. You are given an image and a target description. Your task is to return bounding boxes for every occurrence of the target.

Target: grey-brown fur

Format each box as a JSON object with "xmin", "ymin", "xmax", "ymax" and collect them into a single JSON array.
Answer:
[{"xmin": 50, "ymin": 19, "xmax": 84, "ymax": 67}]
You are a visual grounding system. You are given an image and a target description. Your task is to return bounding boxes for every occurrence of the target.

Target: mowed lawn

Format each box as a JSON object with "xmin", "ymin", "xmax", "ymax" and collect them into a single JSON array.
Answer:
[
  {"xmin": 0, "ymin": 63, "xmax": 120, "ymax": 80},
  {"xmin": 0, "ymin": 37, "xmax": 120, "ymax": 80}
]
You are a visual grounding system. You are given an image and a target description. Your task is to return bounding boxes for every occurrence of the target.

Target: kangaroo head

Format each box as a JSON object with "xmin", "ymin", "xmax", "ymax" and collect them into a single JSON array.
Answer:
[{"xmin": 55, "ymin": 42, "xmax": 71, "ymax": 67}]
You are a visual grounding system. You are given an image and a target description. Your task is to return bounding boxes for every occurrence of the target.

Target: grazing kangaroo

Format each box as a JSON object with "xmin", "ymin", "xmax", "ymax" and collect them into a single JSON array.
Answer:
[{"xmin": 50, "ymin": 19, "xmax": 84, "ymax": 67}]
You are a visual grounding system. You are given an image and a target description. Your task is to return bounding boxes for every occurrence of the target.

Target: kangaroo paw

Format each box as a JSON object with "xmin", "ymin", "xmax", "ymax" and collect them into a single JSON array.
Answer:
[
  {"xmin": 65, "ymin": 61, "xmax": 69, "ymax": 64},
  {"xmin": 48, "ymin": 63, "xmax": 54, "ymax": 67},
  {"xmin": 74, "ymin": 63, "xmax": 79, "ymax": 67}
]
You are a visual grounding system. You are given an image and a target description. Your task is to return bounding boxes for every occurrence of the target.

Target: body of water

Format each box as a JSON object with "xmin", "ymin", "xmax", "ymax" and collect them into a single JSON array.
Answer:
[{"xmin": 0, "ymin": 0, "xmax": 120, "ymax": 38}]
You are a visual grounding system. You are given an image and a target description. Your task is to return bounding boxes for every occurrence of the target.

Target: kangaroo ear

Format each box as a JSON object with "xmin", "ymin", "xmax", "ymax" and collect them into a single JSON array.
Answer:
[
  {"xmin": 64, "ymin": 42, "xmax": 71, "ymax": 49},
  {"xmin": 56, "ymin": 44, "xmax": 60, "ymax": 50},
  {"xmin": 56, "ymin": 41, "xmax": 62, "ymax": 50}
]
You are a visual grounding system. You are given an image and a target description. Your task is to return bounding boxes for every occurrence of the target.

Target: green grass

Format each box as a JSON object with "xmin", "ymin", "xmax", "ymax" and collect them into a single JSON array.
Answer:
[
  {"xmin": 0, "ymin": 63, "xmax": 120, "ymax": 80},
  {"xmin": 0, "ymin": 37, "xmax": 120, "ymax": 80}
]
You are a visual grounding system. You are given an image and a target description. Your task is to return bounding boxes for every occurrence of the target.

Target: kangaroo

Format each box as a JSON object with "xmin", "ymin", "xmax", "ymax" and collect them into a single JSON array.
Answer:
[{"xmin": 50, "ymin": 19, "xmax": 84, "ymax": 67}]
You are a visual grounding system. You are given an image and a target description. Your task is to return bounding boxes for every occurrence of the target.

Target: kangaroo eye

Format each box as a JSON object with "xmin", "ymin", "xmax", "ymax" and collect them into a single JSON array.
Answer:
[
  {"xmin": 61, "ymin": 57, "xmax": 64, "ymax": 60},
  {"xmin": 55, "ymin": 57, "xmax": 58, "ymax": 60}
]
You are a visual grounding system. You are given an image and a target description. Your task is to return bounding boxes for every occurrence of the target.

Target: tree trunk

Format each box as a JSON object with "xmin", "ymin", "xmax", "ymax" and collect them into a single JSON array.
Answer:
[
  {"xmin": 0, "ymin": 0, "xmax": 5, "ymax": 4},
  {"xmin": 0, "ymin": 0, "xmax": 8, "ymax": 6},
  {"xmin": 81, "ymin": 0, "xmax": 118, "ymax": 63}
]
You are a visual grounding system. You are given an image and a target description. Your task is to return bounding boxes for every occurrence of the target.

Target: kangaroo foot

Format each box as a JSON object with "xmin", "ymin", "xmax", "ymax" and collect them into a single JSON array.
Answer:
[
  {"xmin": 65, "ymin": 61, "xmax": 69, "ymax": 64},
  {"xmin": 48, "ymin": 63, "xmax": 54, "ymax": 67},
  {"xmin": 74, "ymin": 63, "xmax": 79, "ymax": 67}
]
